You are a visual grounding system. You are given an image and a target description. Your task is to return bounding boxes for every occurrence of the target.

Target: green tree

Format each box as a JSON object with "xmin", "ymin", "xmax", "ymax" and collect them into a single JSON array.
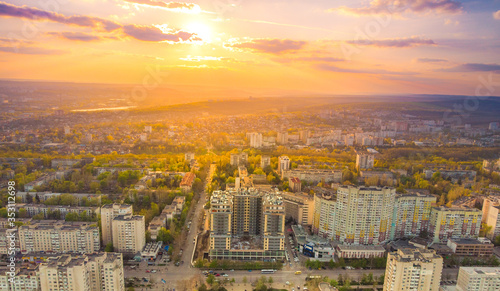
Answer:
[
  {"xmin": 495, "ymin": 235, "xmax": 500, "ymax": 246},
  {"xmin": 206, "ymin": 274, "xmax": 215, "ymax": 285},
  {"xmin": 195, "ymin": 259, "xmax": 205, "ymax": 268},
  {"xmin": 65, "ymin": 212, "xmax": 79, "ymax": 221},
  {"xmin": 104, "ymin": 243, "xmax": 114, "ymax": 252}
]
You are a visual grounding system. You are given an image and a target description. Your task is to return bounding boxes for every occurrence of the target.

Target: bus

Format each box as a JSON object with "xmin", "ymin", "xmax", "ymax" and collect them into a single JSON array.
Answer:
[
  {"xmin": 306, "ymin": 275, "xmax": 322, "ymax": 281},
  {"xmin": 261, "ymin": 269, "xmax": 276, "ymax": 274}
]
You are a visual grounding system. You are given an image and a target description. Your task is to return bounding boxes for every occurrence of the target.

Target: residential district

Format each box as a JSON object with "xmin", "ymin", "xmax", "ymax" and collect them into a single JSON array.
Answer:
[{"xmin": 0, "ymin": 103, "xmax": 500, "ymax": 291}]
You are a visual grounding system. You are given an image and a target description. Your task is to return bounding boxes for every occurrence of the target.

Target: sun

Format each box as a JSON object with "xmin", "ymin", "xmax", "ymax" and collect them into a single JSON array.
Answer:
[{"xmin": 185, "ymin": 22, "xmax": 212, "ymax": 43}]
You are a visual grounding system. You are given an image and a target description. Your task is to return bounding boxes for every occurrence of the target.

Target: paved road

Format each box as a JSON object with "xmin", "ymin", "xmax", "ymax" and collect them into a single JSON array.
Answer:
[
  {"xmin": 124, "ymin": 165, "xmax": 214, "ymax": 290},
  {"xmin": 125, "ymin": 263, "xmax": 460, "ymax": 291}
]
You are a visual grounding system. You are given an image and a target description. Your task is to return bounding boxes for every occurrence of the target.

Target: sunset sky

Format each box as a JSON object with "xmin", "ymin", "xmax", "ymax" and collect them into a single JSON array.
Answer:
[{"xmin": 1, "ymin": 0, "xmax": 499, "ymax": 96}]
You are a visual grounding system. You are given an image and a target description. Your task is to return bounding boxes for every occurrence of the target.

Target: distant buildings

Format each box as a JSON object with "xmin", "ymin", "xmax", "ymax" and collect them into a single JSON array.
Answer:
[
  {"xmin": 278, "ymin": 156, "xmax": 290, "ymax": 176},
  {"xmin": 356, "ymin": 150, "xmax": 375, "ymax": 170},
  {"xmin": 277, "ymin": 132, "xmax": 288, "ymax": 145},
  {"xmin": 424, "ymin": 169, "xmax": 477, "ymax": 181},
  {"xmin": 260, "ymin": 155, "xmax": 271, "ymax": 169},
  {"xmin": 101, "ymin": 204, "xmax": 133, "ymax": 247},
  {"xmin": 15, "ymin": 203, "xmax": 98, "ymax": 220},
  {"xmin": 180, "ymin": 172, "xmax": 196, "ymax": 192},
  {"xmin": 289, "ymin": 177, "xmax": 301, "ymax": 192},
  {"xmin": 281, "ymin": 168, "xmax": 342, "ymax": 183},
  {"xmin": 230, "ymin": 152, "xmax": 248, "ymax": 166},
  {"xmin": 384, "ymin": 248, "xmax": 443, "ymax": 291},
  {"xmin": 184, "ymin": 152, "xmax": 195, "ymax": 162},
  {"xmin": 456, "ymin": 267, "xmax": 500, "ymax": 291},
  {"xmin": 483, "ymin": 158, "xmax": 500, "ymax": 172},
  {"xmin": 18, "ymin": 220, "xmax": 100, "ymax": 254},
  {"xmin": 248, "ymin": 132, "xmax": 263, "ymax": 148},
  {"xmin": 429, "ymin": 206, "xmax": 482, "ymax": 243},
  {"xmin": 489, "ymin": 122, "xmax": 499, "ymax": 131}
]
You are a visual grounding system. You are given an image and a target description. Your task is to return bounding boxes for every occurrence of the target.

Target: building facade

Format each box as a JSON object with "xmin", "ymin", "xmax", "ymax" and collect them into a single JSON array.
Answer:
[
  {"xmin": 101, "ymin": 204, "xmax": 133, "ymax": 247},
  {"xmin": 390, "ymin": 193, "xmax": 436, "ymax": 240},
  {"xmin": 334, "ymin": 186, "xmax": 396, "ymax": 245},
  {"xmin": 282, "ymin": 192, "xmax": 314, "ymax": 226},
  {"xmin": 112, "ymin": 214, "xmax": 146, "ymax": 254},
  {"xmin": 456, "ymin": 267, "xmax": 500, "ymax": 291},
  {"xmin": 18, "ymin": 220, "xmax": 100, "ymax": 254},
  {"xmin": 208, "ymin": 189, "xmax": 285, "ymax": 261},
  {"xmin": 482, "ymin": 196, "xmax": 500, "ymax": 241},
  {"xmin": 38, "ymin": 253, "xmax": 124, "ymax": 291},
  {"xmin": 356, "ymin": 151, "xmax": 375, "ymax": 169},
  {"xmin": 278, "ymin": 156, "xmax": 290, "ymax": 176},
  {"xmin": 312, "ymin": 193, "xmax": 337, "ymax": 239},
  {"xmin": 384, "ymin": 248, "xmax": 443, "ymax": 291},
  {"xmin": 429, "ymin": 207, "xmax": 482, "ymax": 243}
]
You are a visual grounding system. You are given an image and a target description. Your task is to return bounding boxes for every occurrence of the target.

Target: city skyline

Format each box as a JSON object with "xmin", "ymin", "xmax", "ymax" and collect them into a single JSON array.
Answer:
[{"xmin": 0, "ymin": 0, "xmax": 499, "ymax": 96}]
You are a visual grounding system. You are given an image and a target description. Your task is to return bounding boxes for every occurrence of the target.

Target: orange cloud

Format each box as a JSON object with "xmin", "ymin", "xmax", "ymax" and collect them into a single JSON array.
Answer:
[
  {"xmin": 0, "ymin": 2, "xmax": 199, "ymax": 43},
  {"xmin": 123, "ymin": 0, "xmax": 201, "ymax": 13},
  {"xmin": 333, "ymin": 0, "xmax": 463, "ymax": 16},
  {"xmin": 346, "ymin": 37, "xmax": 436, "ymax": 48},
  {"xmin": 225, "ymin": 39, "xmax": 307, "ymax": 55}
]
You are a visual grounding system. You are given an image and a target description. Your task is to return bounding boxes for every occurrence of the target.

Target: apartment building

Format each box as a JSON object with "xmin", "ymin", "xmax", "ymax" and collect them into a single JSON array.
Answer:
[
  {"xmin": 384, "ymin": 248, "xmax": 443, "ymax": 291},
  {"xmin": 289, "ymin": 177, "xmax": 301, "ymax": 192},
  {"xmin": 456, "ymin": 267, "xmax": 500, "ymax": 291},
  {"xmin": 112, "ymin": 214, "xmax": 146, "ymax": 254},
  {"xmin": 281, "ymin": 168, "xmax": 342, "ymax": 183},
  {"xmin": 230, "ymin": 152, "xmax": 248, "ymax": 166},
  {"xmin": 232, "ymin": 189, "xmax": 262, "ymax": 236},
  {"xmin": 18, "ymin": 220, "xmax": 100, "ymax": 254},
  {"xmin": 429, "ymin": 206, "xmax": 482, "ymax": 243},
  {"xmin": 262, "ymin": 193, "xmax": 285, "ymax": 251},
  {"xmin": 101, "ymin": 204, "xmax": 133, "ymax": 246},
  {"xmin": 0, "ymin": 265, "xmax": 40, "ymax": 291},
  {"xmin": 260, "ymin": 155, "xmax": 271, "ymax": 169},
  {"xmin": 447, "ymin": 237, "xmax": 493, "ymax": 257},
  {"xmin": 209, "ymin": 191, "xmax": 233, "ymax": 250},
  {"xmin": 39, "ymin": 255, "xmax": 89, "ymax": 291},
  {"xmin": 390, "ymin": 193, "xmax": 437, "ymax": 240},
  {"xmin": 335, "ymin": 186, "xmax": 395, "ymax": 245},
  {"xmin": 184, "ymin": 152, "xmax": 195, "ymax": 162},
  {"xmin": 282, "ymin": 191, "xmax": 314, "ymax": 226},
  {"xmin": 277, "ymin": 132, "xmax": 288, "ymax": 145},
  {"xmin": 248, "ymin": 132, "xmax": 263, "ymax": 148},
  {"xmin": 180, "ymin": 172, "xmax": 195, "ymax": 192},
  {"xmin": 15, "ymin": 203, "xmax": 98, "ymax": 219},
  {"xmin": 356, "ymin": 151, "xmax": 375, "ymax": 169},
  {"xmin": 208, "ymin": 189, "xmax": 286, "ymax": 261},
  {"xmin": 86, "ymin": 252, "xmax": 125, "ymax": 291},
  {"xmin": 39, "ymin": 253, "xmax": 124, "ymax": 291},
  {"xmin": 312, "ymin": 193, "xmax": 337, "ymax": 239},
  {"xmin": 278, "ymin": 156, "xmax": 290, "ymax": 176},
  {"xmin": 482, "ymin": 196, "xmax": 500, "ymax": 240},
  {"xmin": 0, "ymin": 228, "xmax": 19, "ymax": 255}
]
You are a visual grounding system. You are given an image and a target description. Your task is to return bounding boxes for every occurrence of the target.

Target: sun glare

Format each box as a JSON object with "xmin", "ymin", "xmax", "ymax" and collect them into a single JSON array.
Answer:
[{"xmin": 186, "ymin": 22, "xmax": 212, "ymax": 43}]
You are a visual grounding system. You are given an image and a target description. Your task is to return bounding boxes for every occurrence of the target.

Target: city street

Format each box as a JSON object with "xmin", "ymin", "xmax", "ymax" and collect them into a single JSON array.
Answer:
[{"xmin": 125, "ymin": 264, "xmax": 461, "ymax": 291}]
